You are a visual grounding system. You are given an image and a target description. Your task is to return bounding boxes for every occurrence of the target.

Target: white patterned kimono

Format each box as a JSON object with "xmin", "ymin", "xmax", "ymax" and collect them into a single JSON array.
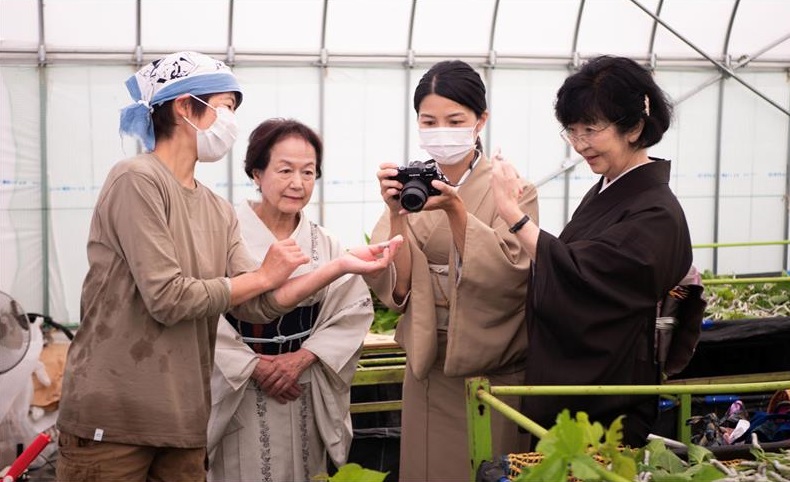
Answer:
[{"xmin": 207, "ymin": 200, "xmax": 374, "ymax": 482}]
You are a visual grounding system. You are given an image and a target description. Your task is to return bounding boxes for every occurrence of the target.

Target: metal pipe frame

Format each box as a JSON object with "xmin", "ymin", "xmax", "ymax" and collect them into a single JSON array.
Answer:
[
  {"xmin": 466, "ymin": 376, "xmax": 790, "ymax": 482},
  {"xmin": 37, "ymin": 0, "xmax": 49, "ymax": 316},
  {"xmin": 8, "ymin": 0, "xmax": 790, "ymax": 315}
]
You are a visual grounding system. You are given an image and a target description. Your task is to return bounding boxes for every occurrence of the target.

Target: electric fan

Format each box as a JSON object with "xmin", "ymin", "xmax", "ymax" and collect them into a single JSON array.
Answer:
[
  {"xmin": 0, "ymin": 291, "xmax": 52, "ymax": 482},
  {"xmin": 0, "ymin": 290, "xmax": 31, "ymax": 376}
]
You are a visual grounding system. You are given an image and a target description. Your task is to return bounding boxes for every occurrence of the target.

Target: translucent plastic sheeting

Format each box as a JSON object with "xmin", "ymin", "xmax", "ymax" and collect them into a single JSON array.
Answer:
[
  {"xmin": 1, "ymin": 0, "xmax": 789, "ymax": 322},
  {"xmin": 2, "ymin": 0, "xmax": 789, "ymax": 63}
]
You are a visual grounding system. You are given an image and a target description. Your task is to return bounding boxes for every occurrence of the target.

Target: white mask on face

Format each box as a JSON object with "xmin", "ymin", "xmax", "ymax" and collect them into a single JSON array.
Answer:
[
  {"xmin": 182, "ymin": 96, "xmax": 238, "ymax": 163},
  {"xmin": 418, "ymin": 125, "xmax": 478, "ymax": 166}
]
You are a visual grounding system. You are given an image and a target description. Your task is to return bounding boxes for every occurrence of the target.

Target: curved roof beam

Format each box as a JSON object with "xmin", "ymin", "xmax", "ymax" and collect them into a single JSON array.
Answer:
[
  {"xmin": 570, "ymin": 0, "xmax": 586, "ymax": 68},
  {"xmin": 134, "ymin": 0, "xmax": 142, "ymax": 65},
  {"xmin": 319, "ymin": 0, "xmax": 329, "ymax": 66},
  {"xmin": 722, "ymin": 0, "xmax": 741, "ymax": 63},
  {"xmin": 36, "ymin": 0, "xmax": 45, "ymax": 64},
  {"xmin": 487, "ymin": 0, "xmax": 501, "ymax": 66},
  {"xmin": 647, "ymin": 0, "xmax": 665, "ymax": 68},
  {"xmin": 629, "ymin": 0, "xmax": 789, "ymax": 117},
  {"xmin": 226, "ymin": 0, "xmax": 235, "ymax": 64},
  {"xmin": 406, "ymin": 0, "xmax": 417, "ymax": 67}
]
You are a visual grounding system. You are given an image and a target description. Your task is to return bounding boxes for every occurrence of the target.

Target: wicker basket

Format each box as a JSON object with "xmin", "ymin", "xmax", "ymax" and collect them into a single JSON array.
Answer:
[{"xmin": 505, "ymin": 452, "xmax": 610, "ymax": 481}]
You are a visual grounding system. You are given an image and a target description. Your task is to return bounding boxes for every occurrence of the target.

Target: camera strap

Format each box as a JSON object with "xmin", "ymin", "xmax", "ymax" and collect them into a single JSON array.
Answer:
[{"xmin": 449, "ymin": 149, "xmax": 481, "ymax": 188}]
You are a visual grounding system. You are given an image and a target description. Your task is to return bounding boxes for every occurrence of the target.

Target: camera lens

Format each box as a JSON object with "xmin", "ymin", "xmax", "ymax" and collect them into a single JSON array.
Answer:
[{"xmin": 400, "ymin": 181, "xmax": 428, "ymax": 212}]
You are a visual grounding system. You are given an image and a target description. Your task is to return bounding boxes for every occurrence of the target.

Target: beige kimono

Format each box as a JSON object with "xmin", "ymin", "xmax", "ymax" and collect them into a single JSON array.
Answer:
[
  {"xmin": 207, "ymin": 201, "xmax": 374, "ymax": 482},
  {"xmin": 365, "ymin": 156, "xmax": 538, "ymax": 482}
]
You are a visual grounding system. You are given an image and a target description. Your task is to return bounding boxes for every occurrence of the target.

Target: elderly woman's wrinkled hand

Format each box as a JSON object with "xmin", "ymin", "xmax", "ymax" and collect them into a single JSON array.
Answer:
[
  {"xmin": 257, "ymin": 239, "xmax": 310, "ymax": 290},
  {"xmin": 490, "ymin": 153, "xmax": 525, "ymax": 222},
  {"xmin": 252, "ymin": 355, "xmax": 301, "ymax": 403}
]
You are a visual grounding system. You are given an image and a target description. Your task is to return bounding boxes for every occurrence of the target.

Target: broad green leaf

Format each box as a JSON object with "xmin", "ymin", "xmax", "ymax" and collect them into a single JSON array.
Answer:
[
  {"xmin": 642, "ymin": 438, "xmax": 669, "ymax": 457},
  {"xmin": 651, "ymin": 470, "xmax": 692, "ymax": 482},
  {"xmin": 652, "ymin": 448, "xmax": 687, "ymax": 474},
  {"xmin": 609, "ymin": 451, "xmax": 637, "ymax": 480},
  {"xmin": 576, "ymin": 412, "xmax": 605, "ymax": 450},
  {"xmin": 569, "ymin": 455, "xmax": 601, "ymax": 481},
  {"xmin": 328, "ymin": 463, "xmax": 388, "ymax": 482},
  {"xmin": 604, "ymin": 416, "xmax": 625, "ymax": 446},
  {"xmin": 520, "ymin": 456, "xmax": 570, "ymax": 482},
  {"xmin": 683, "ymin": 463, "xmax": 728, "ymax": 481},
  {"xmin": 555, "ymin": 410, "xmax": 586, "ymax": 455},
  {"xmin": 371, "ymin": 309, "xmax": 400, "ymax": 334},
  {"xmin": 535, "ymin": 410, "xmax": 571, "ymax": 457},
  {"xmin": 686, "ymin": 444, "xmax": 713, "ymax": 465}
]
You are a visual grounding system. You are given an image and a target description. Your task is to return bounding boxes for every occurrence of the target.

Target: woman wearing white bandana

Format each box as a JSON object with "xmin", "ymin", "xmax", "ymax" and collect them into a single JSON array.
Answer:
[
  {"xmin": 366, "ymin": 60, "xmax": 539, "ymax": 482},
  {"xmin": 56, "ymin": 51, "xmax": 402, "ymax": 482}
]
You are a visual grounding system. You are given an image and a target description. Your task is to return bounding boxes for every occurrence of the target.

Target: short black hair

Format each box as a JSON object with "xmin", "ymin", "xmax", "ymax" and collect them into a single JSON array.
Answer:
[
  {"xmin": 413, "ymin": 60, "xmax": 487, "ymax": 117},
  {"xmin": 151, "ymin": 94, "xmax": 212, "ymax": 144},
  {"xmin": 244, "ymin": 118, "xmax": 323, "ymax": 179},
  {"xmin": 554, "ymin": 55, "xmax": 672, "ymax": 149}
]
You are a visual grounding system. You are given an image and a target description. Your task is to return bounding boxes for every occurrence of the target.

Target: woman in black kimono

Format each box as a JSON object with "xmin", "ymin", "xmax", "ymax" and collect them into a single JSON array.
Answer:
[{"xmin": 490, "ymin": 55, "xmax": 693, "ymax": 448}]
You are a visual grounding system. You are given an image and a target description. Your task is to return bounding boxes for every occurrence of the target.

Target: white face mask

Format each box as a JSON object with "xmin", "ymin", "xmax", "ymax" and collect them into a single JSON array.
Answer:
[
  {"xmin": 418, "ymin": 125, "xmax": 477, "ymax": 166},
  {"xmin": 182, "ymin": 96, "xmax": 238, "ymax": 163}
]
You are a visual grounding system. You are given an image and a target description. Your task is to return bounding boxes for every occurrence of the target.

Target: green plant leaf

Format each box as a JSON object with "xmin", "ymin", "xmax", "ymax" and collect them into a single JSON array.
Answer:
[
  {"xmin": 518, "ymin": 408, "xmax": 750, "ymax": 482},
  {"xmin": 651, "ymin": 448, "xmax": 687, "ymax": 474},
  {"xmin": 576, "ymin": 412, "xmax": 605, "ymax": 451},
  {"xmin": 519, "ymin": 456, "xmax": 569, "ymax": 482},
  {"xmin": 327, "ymin": 463, "xmax": 388, "ymax": 482},
  {"xmin": 371, "ymin": 308, "xmax": 400, "ymax": 334},
  {"xmin": 686, "ymin": 444, "xmax": 713, "ymax": 465},
  {"xmin": 684, "ymin": 463, "xmax": 729, "ymax": 481},
  {"xmin": 570, "ymin": 455, "xmax": 602, "ymax": 480},
  {"xmin": 536, "ymin": 410, "xmax": 582, "ymax": 457},
  {"xmin": 651, "ymin": 470, "xmax": 692, "ymax": 482},
  {"xmin": 609, "ymin": 451, "xmax": 637, "ymax": 480},
  {"xmin": 701, "ymin": 270, "xmax": 790, "ymax": 320},
  {"xmin": 603, "ymin": 415, "xmax": 625, "ymax": 447}
]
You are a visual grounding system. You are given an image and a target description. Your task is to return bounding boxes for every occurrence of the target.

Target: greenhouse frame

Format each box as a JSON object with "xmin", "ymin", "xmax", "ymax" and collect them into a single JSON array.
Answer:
[{"xmin": 1, "ymin": 0, "xmax": 789, "ymax": 333}]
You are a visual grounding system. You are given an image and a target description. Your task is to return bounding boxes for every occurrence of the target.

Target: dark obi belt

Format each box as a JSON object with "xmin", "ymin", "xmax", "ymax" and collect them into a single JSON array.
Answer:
[{"xmin": 226, "ymin": 303, "xmax": 321, "ymax": 355}]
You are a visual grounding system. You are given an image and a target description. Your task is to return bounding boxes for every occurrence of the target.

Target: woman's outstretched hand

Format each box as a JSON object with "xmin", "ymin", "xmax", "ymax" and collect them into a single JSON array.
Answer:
[{"xmin": 340, "ymin": 235, "xmax": 404, "ymax": 275}]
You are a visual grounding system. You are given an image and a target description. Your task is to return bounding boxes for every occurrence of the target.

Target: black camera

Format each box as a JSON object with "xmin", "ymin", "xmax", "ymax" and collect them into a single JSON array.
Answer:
[{"xmin": 390, "ymin": 160, "xmax": 449, "ymax": 212}]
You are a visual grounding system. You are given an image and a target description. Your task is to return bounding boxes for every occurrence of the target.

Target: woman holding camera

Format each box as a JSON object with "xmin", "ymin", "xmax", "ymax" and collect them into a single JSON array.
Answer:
[{"xmin": 365, "ymin": 60, "xmax": 539, "ymax": 481}]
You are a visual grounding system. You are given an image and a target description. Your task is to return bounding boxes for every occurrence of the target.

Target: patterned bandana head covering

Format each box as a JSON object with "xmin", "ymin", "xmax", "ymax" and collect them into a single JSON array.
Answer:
[{"xmin": 119, "ymin": 51, "xmax": 243, "ymax": 151}]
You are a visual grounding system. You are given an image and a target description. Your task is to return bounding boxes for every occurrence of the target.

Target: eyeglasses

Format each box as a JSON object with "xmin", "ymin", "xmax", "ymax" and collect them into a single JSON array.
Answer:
[{"xmin": 559, "ymin": 117, "xmax": 624, "ymax": 146}]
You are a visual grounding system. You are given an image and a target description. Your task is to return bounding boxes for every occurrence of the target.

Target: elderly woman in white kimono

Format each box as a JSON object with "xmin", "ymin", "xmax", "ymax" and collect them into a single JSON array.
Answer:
[{"xmin": 207, "ymin": 118, "xmax": 400, "ymax": 481}]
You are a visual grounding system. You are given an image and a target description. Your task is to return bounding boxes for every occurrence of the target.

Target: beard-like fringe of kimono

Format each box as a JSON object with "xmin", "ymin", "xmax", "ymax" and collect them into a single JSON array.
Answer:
[{"xmin": 207, "ymin": 201, "xmax": 374, "ymax": 482}]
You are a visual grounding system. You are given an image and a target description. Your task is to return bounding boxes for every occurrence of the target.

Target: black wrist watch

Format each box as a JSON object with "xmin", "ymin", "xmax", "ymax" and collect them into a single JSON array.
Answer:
[{"xmin": 508, "ymin": 214, "xmax": 531, "ymax": 233}]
